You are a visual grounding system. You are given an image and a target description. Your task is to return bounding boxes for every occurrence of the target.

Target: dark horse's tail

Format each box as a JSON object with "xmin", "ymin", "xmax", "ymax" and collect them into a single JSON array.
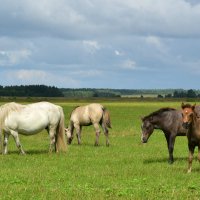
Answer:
[{"xmin": 102, "ymin": 107, "xmax": 112, "ymax": 128}]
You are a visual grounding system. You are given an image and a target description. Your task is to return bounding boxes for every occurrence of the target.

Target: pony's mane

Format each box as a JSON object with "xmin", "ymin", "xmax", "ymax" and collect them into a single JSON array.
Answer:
[
  {"xmin": 142, "ymin": 107, "xmax": 176, "ymax": 121},
  {"xmin": 181, "ymin": 103, "xmax": 193, "ymax": 109},
  {"xmin": 0, "ymin": 102, "xmax": 24, "ymax": 128}
]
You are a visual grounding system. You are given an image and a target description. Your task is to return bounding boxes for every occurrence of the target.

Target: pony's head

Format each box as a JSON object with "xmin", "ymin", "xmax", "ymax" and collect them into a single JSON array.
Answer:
[
  {"xmin": 181, "ymin": 103, "xmax": 196, "ymax": 129},
  {"xmin": 64, "ymin": 128, "xmax": 72, "ymax": 144},
  {"xmin": 141, "ymin": 117, "xmax": 154, "ymax": 143}
]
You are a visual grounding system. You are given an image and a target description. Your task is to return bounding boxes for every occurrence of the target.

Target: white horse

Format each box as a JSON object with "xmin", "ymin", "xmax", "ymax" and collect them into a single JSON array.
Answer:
[
  {"xmin": 65, "ymin": 103, "xmax": 111, "ymax": 146},
  {"xmin": 0, "ymin": 102, "xmax": 67, "ymax": 154}
]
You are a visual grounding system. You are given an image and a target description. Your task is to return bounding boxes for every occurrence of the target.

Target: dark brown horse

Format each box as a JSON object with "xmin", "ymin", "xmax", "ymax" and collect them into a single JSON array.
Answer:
[
  {"xmin": 141, "ymin": 107, "xmax": 188, "ymax": 164},
  {"xmin": 181, "ymin": 103, "xmax": 200, "ymax": 173}
]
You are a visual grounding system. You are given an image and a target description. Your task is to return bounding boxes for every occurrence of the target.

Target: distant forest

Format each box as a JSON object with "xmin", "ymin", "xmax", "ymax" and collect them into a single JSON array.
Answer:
[
  {"xmin": 61, "ymin": 88, "xmax": 200, "ymax": 98},
  {"xmin": 0, "ymin": 85, "xmax": 64, "ymax": 97},
  {"xmin": 0, "ymin": 85, "xmax": 200, "ymax": 98}
]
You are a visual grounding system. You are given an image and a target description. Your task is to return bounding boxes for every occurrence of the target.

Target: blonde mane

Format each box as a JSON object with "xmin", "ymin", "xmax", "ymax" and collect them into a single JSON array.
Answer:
[{"xmin": 0, "ymin": 102, "xmax": 24, "ymax": 128}]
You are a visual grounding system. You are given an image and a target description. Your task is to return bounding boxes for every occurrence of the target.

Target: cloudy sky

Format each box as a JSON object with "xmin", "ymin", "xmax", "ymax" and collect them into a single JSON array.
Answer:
[{"xmin": 1, "ymin": 0, "xmax": 200, "ymax": 89}]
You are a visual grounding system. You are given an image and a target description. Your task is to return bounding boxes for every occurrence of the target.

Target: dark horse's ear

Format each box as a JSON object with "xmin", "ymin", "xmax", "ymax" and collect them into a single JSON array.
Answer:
[
  {"xmin": 140, "ymin": 116, "xmax": 144, "ymax": 121},
  {"xmin": 181, "ymin": 102, "xmax": 185, "ymax": 108}
]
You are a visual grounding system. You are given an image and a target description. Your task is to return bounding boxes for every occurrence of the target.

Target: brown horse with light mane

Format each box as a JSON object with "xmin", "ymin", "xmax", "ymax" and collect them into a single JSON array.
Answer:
[
  {"xmin": 65, "ymin": 103, "xmax": 111, "ymax": 146},
  {"xmin": 181, "ymin": 103, "xmax": 200, "ymax": 173}
]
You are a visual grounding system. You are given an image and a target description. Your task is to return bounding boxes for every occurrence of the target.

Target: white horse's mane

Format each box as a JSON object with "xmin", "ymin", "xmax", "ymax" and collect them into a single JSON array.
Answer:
[{"xmin": 0, "ymin": 102, "xmax": 24, "ymax": 128}]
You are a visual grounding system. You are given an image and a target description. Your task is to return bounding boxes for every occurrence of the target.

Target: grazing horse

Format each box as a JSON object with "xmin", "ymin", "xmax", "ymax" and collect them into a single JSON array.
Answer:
[
  {"xmin": 0, "ymin": 102, "xmax": 67, "ymax": 154},
  {"xmin": 141, "ymin": 107, "xmax": 188, "ymax": 164},
  {"xmin": 181, "ymin": 103, "xmax": 200, "ymax": 173},
  {"xmin": 65, "ymin": 103, "xmax": 111, "ymax": 146}
]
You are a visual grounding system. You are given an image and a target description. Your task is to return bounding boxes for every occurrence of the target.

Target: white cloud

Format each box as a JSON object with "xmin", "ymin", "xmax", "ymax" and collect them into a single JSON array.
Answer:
[
  {"xmin": 70, "ymin": 69, "xmax": 102, "ymax": 77},
  {"xmin": 1, "ymin": 0, "xmax": 200, "ymax": 39},
  {"xmin": 145, "ymin": 36, "xmax": 168, "ymax": 54},
  {"xmin": 83, "ymin": 40, "xmax": 101, "ymax": 54},
  {"xmin": 115, "ymin": 50, "xmax": 124, "ymax": 56},
  {"xmin": 121, "ymin": 59, "xmax": 137, "ymax": 70},
  {"xmin": 0, "ymin": 49, "xmax": 31, "ymax": 66},
  {"xmin": 16, "ymin": 70, "xmax": 47, "ymax": 80},
  {"xmin": 4, "ymin": 69, "xmax": 80, "ymax": 87}
]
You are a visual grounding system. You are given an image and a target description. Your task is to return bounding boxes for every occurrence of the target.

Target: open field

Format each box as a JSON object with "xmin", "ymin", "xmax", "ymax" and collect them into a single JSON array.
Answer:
[{"xmin": 0, "ymin": 100, "xmax": 200, "ymax": 199}]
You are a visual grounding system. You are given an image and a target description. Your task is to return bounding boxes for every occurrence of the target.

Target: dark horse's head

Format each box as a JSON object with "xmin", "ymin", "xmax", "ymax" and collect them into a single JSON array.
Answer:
[
  {"xmin": 141, "ymin": 117, "xmax": 154, "ymax": 143},
  {"xmin": 181, "ymin": 103, "xmax": 196, "ymax": 129}
]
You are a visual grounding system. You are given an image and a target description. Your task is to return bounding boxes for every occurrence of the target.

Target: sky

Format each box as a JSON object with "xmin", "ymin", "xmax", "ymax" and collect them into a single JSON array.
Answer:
[{"xmin": 1, "ymin": 0, "xmax": 200, "ymax": 89}]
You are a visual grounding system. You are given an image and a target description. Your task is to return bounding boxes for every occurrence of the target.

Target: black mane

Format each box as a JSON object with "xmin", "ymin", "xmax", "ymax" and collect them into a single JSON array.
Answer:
[{"xmin": 142, "ymin": 107, "xmax": 176, "ymax": 121}]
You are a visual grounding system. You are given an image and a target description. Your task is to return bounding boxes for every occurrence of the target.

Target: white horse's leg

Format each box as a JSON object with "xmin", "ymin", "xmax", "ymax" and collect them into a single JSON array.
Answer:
[
  {"xmin": 48, "ymin": 127, "xmax": 56, "ymax": 153},
  {"xmin": 93, "ymin": 123, "xmax": 101, "ymax": 146},
  {"xmin": 10, "ymin": 130, "xmax": 25, "ymax": 154},
  {"xmin": 101, "ymin": 123, "xmax": 109, "ymax": 146},
  {"xmin": 3, "ymin": 132, "xmax": 9, "ymax": 154},
  {"xmin": 74, "ymin": 123, "xmax": 81, "ymax": 145}
]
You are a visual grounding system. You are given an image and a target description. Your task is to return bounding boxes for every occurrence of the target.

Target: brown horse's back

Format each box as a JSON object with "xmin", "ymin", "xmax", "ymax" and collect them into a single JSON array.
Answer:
[{"xmin": 71, "ymin": 103, "xmax": 104, "ymax": 125}]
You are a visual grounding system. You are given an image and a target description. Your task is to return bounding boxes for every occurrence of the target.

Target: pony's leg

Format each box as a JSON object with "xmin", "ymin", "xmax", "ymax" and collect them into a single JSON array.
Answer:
[
  {"xmin": 74, "ymin": 124, "xmax": 81, "ymax": 145},
  {"xmin": 198, "ymin": 145, "xmax": 200, "ymax": 162},
  {"xmin": 48, "ymin": 127, "xmax": 56, "ymax": 153},
  {"xmin": 3, "ymin": 132, "xmax": 9, "ymax": 154},
  {"xmin": 188, "ymin": 143, "xmax": 195, "ymax": 173},
  {"xmin": 93, "ymin": 123, "xmax": 101, "ymax": 146},
  {"xmin": 168, "ymin": 134, "xmax": 176, "ymax": 164},
  {"xmin": 10, "ymin": 130, "xmax": 25, "ymax": 154},
  {"xmin": 101, "ymin": 123, "xmax": 109, "ymax": 146}
]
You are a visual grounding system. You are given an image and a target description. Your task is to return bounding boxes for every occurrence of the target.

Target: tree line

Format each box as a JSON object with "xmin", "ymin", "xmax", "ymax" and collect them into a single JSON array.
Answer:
[
  {"xmin": 164, "ymin": 89, "xmax": 200, "ymax": 98},
  {"xmin": 0, "ymin": 86, "xmax": 200, "ymax": 98},
  {"xmin": 0, "ymin": 85, "xmax": 63, "ymax": 97}
]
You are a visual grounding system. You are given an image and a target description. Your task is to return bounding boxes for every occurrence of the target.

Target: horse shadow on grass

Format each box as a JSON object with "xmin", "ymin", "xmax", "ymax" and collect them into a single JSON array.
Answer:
[
  {"xmin": 143, "ymin": 157, "xmax": 187, "ymax": 164},
  {"xmin": 70, "ymin": 143, "xmax": 109, "ymax": 149},
  {"xmin": 3, "ymin": 149, "xmax": 48, "ymax": 155}
]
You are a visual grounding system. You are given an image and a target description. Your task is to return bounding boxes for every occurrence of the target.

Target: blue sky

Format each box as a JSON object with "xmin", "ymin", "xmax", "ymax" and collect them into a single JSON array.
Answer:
[{"xmin": 1, "ymin": 0, "xmax": 200, "ymax": 89}]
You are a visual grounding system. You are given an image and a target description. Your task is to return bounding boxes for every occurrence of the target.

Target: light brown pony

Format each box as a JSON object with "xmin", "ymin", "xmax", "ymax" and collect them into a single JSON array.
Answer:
[
  {"xmin": 181, "ymin": 103, "xmax": 200, "ymax": 173},
  {"xmin": 65, "ymin": 103, "xmax": 111, "ymax": 146}
]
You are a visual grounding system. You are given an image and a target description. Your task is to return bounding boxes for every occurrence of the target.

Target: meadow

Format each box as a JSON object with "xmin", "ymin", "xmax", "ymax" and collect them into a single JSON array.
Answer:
[{"xmin": 0, "ymin": 100, "xmax": 200, "ymax": 200}]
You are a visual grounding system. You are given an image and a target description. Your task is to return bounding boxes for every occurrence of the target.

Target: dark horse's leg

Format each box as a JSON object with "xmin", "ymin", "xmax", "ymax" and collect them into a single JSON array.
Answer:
[{"xmin": 164, "ymin": 133, "xmax": 175, "ymax": 164}]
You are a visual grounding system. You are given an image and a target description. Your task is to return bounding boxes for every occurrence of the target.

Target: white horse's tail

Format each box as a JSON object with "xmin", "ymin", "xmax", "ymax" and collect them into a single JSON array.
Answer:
[
  {"xmin": 102, "ymin": 108, "xmax": 112, "ymax": 129},
  {"xmin": 56, "ymin": 106, "xmax": 67, "ymax": 152},
  {"xmin": 0, "ymin": 129, "xmax": 2, "ymax": 154}
]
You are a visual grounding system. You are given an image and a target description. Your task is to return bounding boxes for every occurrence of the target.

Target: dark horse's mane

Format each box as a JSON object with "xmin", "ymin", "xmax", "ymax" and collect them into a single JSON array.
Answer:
[{"xmin": 143, "ymin": 107, "xmax": 176, "ymax": 121}]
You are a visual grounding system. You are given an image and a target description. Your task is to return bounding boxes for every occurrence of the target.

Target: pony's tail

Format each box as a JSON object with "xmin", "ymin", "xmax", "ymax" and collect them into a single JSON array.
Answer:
[
  {"xmin": 102, "ymin": 108, "xmax": 112, "ymax": 129},
  {"xmin": 56, "ymin": 106, "xmax": 67, "ymax": 153}
]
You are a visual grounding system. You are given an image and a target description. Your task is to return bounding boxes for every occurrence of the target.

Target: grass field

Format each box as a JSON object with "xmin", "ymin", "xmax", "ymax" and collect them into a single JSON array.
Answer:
[{"xmin": 0, "ymin": 100, "xmax": 200, "ymax": 199}]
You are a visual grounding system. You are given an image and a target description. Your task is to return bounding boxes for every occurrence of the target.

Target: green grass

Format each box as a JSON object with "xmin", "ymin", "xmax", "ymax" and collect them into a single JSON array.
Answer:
[{"xmin": 0, "ymin": 101, "xmax": 200, "ymax": 199}]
